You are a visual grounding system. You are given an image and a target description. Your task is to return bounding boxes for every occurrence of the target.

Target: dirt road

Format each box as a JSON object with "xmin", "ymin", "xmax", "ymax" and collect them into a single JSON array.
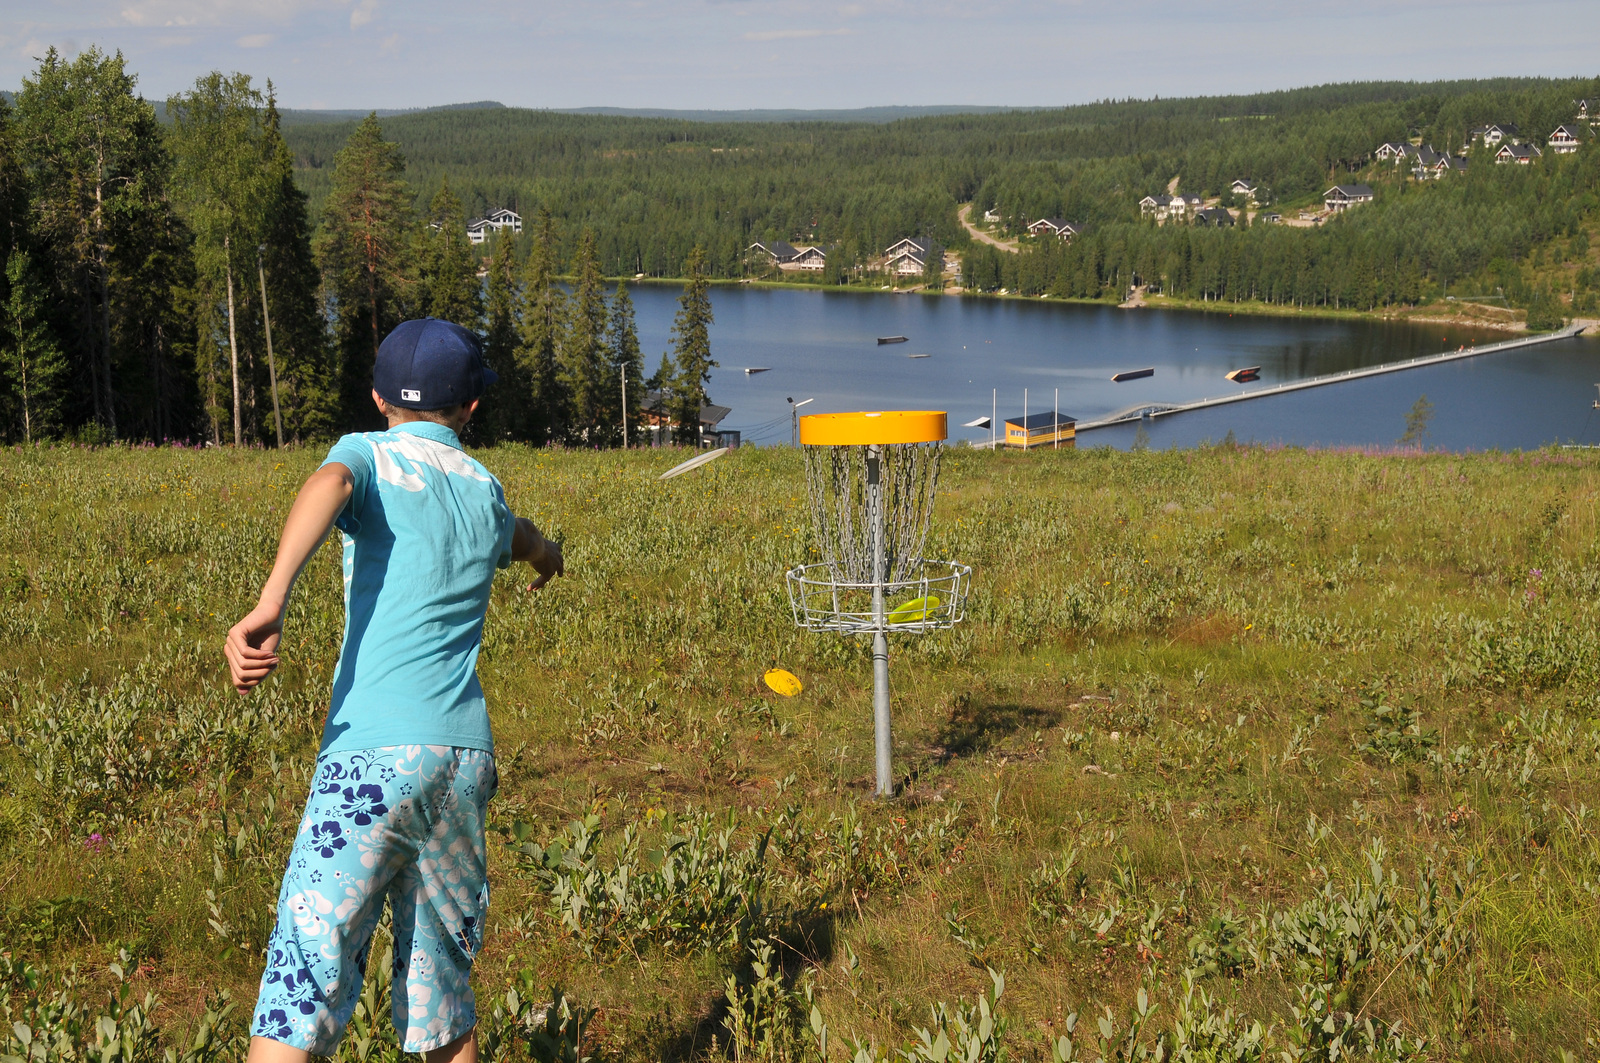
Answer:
[{"xmin": 958, "ymin": 204, "xmax": 1019, "ymax": 252}]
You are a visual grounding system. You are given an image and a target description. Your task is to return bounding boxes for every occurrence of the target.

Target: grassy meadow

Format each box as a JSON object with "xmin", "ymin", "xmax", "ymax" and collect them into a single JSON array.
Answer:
[{"xmin": 2, "ymin": 441, "xmax": 1599, "ymax": 1062}]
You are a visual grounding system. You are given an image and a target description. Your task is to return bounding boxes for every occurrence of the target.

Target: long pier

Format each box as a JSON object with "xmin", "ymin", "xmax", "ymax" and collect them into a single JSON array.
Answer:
[{"xmin": 1075, "ymin": 323, "xmax": 1589, "ymax": 433}]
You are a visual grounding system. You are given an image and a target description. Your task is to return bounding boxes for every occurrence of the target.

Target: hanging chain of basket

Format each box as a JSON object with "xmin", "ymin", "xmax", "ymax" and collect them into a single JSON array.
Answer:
[{"xmin": 802, "ymin": 441, "xmax": 941, "ymax": 587}]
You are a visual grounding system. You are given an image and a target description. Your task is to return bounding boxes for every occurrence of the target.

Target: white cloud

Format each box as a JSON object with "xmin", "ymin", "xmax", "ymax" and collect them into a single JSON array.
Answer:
[
  {"xmin": 742, "ymin": 26, "xmax": 849, "ymax": 40},
  {"xmin": 236, "ymin": 32, "xmax": 274, "ymax": 47},
  {"xmin": 350, "ymin": 0, "xmax": 378, "ymax": 28},
  {"xmin": 118, "ymin": 0, "xmax": 324, "ymax": 28}
]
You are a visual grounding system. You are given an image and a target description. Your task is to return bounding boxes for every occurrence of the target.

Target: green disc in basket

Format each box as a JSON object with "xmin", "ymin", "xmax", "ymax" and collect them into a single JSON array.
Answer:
[{"xmin": 887, "ymin": 595, "xmax": 942, "ymax": 624}]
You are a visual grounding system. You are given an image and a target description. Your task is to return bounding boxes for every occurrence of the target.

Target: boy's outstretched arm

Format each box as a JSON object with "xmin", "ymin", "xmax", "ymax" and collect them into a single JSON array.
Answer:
[
  {"xmin": 225, "ymin": 463, "xmax": 354, "ymax": 694},
  {"xmin": 511, "ymin": 516, "xmax": 564, "ymax": 590}
]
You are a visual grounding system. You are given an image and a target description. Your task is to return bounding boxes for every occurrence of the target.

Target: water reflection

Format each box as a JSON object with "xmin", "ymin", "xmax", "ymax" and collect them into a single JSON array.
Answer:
[{"xmin": 622, "ymin": 284, "xmax": 1596, "ymax": 450}]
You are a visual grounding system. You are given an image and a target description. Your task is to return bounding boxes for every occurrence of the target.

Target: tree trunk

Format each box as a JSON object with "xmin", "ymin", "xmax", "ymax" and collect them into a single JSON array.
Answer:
[
  {"xmin": 226, "ymin": 235, "xmax": 242, "ymax": 445},
  {"xmin": 259, "ymin": 252, "xmax": 284, "ymax": 448}
]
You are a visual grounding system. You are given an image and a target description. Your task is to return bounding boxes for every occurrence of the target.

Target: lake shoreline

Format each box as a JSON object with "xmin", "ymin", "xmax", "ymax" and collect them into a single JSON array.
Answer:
[{"xmin": 619, "ymin": 275, "xmax": 1541, "ymax": 336}]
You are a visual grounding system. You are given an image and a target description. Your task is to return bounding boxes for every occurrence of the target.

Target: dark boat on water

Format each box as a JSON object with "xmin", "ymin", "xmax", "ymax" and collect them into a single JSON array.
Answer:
[
  {"xmin": 1226, "ymin": 366, "xmax": 1261, "ymax": 383},
  {"xmin": 1111, "ymin": 368, "xmax": 1155, "ymax": 382},
  {"xmin": 878, "ymin": 335, "xmax": 909, "ymax": 345}
]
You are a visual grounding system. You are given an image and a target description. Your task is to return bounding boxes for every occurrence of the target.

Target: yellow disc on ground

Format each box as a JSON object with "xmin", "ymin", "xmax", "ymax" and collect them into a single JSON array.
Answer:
[
  {"xmin": 887, "ymin": 595, "xmax": 942, "ymax": 624},
  {"xmin": 763, "ymin": 668, "xmax": 803, "ymax": 697},
  {"xmin": 799, "ymin": 410, "xmax": 947, "ymax": 447}
]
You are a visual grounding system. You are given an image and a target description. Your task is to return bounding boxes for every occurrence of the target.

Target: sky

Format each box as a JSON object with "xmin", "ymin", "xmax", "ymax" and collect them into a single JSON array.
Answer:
[{"xmin": 3, "ymin": 0, "xmax": 1598, "ymax": 111}]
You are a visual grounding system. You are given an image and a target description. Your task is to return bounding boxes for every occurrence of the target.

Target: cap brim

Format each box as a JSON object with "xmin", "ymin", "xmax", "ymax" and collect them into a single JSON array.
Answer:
[{"xmin": 481, "ymin": 365, "xmax": 499, "ymax": 389}]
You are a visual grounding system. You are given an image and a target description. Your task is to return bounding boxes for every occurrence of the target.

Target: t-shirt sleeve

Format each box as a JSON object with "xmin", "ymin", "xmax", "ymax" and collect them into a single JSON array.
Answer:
[
  {"xmin": 321, "ymin": 434, "xmax": 374, "ymax": 536},
  {"xmin": 493, "ymin": 478, "xmax": 516, "ymax": 570}
]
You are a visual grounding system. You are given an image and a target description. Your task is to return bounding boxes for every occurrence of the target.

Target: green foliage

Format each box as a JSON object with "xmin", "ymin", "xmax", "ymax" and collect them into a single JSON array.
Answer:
[
  {"xmin": 666, "ymin": 246, "xmax": 715, "ymax": 444},
  {"xmin": 0, "ymin": 249, "xmax": 66, "ymax": 442},
  {"xmin": 1397, "ymin": 395, "xmax": 1433, "ymax": 448},
  {"xmin": 318, "ymin": 113, "xmax": 414, "ymax": 429},
  {"xmin": 507, "ymin": 808, "xmax": 777, "ymax": 957},
  {"xmin": 1353, "ymin": 686, "xmax": 1438, "ymax": 763},
  {"xmin": 414, "ymin": 176, "xmax": 483, "ymax": 328}
]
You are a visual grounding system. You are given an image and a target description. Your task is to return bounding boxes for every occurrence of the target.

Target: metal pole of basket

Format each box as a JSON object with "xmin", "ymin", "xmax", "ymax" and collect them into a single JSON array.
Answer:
[{"xmin": 866, "ymin": 445, "xmax": 893, "ymax": 797}]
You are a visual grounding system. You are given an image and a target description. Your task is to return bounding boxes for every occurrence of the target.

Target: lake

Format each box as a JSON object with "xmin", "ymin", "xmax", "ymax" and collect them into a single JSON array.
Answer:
[{"xmin": 624, "ymin": 284, "xmax": 1600, "ymax": 450}]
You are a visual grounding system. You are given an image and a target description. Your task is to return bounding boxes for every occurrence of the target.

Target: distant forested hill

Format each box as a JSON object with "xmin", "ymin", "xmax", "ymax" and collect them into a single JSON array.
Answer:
[{"xmin": 282, "ymin": 77, "xmax": 1599, "ymax": 280}]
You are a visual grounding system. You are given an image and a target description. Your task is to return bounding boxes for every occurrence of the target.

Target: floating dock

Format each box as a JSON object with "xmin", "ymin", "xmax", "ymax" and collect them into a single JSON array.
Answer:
[{"xmin": 1077, "ymin": 324, "xmax": 1588, "ymax": 432}]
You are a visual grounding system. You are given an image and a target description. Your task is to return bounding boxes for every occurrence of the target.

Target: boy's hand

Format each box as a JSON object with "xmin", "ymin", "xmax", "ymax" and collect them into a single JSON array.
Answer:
[
  {"xmin": 529, "ymin": 538, "xmax": 564, "ymax": 591},
  {"xmin": 225, "ymin": 600, "xmax": 285, "ymax": 693},
  {"xmin": 512, "ymin": 516, "xmax": 564, "ymax": 590}
]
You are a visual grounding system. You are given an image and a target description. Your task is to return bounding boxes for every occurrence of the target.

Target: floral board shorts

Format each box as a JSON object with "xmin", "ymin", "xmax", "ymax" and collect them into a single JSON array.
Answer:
[{"xmin": 250, "ymin": 745, "xmax": 498, "ymax": 1054}]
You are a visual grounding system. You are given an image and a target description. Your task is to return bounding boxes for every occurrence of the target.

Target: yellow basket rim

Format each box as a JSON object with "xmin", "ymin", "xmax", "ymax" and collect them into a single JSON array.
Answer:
[{"xmin": 798, "ymin": 410, "xmax": 947, "ymax": 446}]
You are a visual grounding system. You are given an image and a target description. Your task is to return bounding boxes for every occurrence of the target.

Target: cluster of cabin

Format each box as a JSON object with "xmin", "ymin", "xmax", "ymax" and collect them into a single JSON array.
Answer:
[
  {"xmin": 746, "ymin": 236, "xmax": 951, "ymax": 278},
  {"xmin": 1371, "ymin": 104, "xmax": 1594, "ymax": 183}
]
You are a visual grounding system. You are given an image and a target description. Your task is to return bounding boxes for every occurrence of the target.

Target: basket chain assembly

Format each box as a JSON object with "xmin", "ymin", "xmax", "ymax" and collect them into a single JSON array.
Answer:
[{"xmin": 803, "ymin": 442, "xmax": 941, "ymax": 586}]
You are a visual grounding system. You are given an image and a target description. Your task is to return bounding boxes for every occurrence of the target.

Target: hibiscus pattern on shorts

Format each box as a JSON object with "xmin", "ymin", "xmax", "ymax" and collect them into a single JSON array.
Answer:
[{"xmin": 250, "ymin": 745, "xmax": 496, "ymax": 1055}]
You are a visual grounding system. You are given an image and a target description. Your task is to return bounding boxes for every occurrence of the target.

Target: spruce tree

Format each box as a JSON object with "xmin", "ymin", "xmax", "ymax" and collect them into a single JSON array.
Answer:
[
  {"xmin": 607, "ymin": 280, "xmax": 644, "ymax": 447},
  {"xmin": 668, "ymin": 246, "xmax": 715, "ymax": 445},
  {"xmin": 416, "ymin": 177, "xmax": 483, "ymax": 328},
  {"xmin": 516, "ymin": 208, "xmax": 568, "ymax": 445},
  {"xmin": 0, "ymin": 249, "xmax": 66, "ymax": 442},
  {"xmin": 258, "ymin": 85, "xmax": 335, "ymax": 442},
  {"xmin": 562, "ymin": 228, "xmax": 611, "ymax": 443},
  {"xmin": 319, "ymin": 113, "xmax": 414, "ymax": 430},
  {"xmin": 479, "ymin": 230, "xmax": 527, "ymax": 442},
  {"xmin": 15, "ymin": 47, "xmax": 165, "ymax": 438}
]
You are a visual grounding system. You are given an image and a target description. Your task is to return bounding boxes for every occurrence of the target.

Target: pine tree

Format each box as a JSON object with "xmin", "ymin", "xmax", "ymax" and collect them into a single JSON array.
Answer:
[
  {"xmin": 416, "ymin": 176, "xmax": 483, "ymax": 328},
  {"xmin": 0, "ymin": 249, "xmax": 66, "ymax": 442},
  {"xmin": 607, "ymin": 280, "xmax": 644, "ymax": 447},
  {"xmin": 562, "ymin": 228, "xmax": 611, "ymax": 443},
  {"xmin": 668, "ymin": 246, "xmax": 715, "ymax": 444},
  {"xmin": 319, "ymin": 114, "xmax": 414, "ymax": 430},
  {"xmin": 478, "ymin": 230, "xmax": 526, "ymax": 442},
  {"xmin": 516, "ymin": 208, "xmax": 568, "ymax": 445}
]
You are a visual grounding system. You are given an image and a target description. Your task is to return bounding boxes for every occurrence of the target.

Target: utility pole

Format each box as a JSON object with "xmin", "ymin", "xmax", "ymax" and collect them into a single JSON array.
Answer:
[
  {"xmin": 621, "ymin": 365, "xmax": 628, "ymax": 448},
  {"xmin": 257, "ymin": 245, "xmax": 284, "ymax": 449},
  {"xmin": 789, "ymin": 397, "xmax": 815, "ymax": 446},
  {"xmin": 1054, "ymin": 387, "xmax": 1059, "ymax": 450},
  {"xmin": 991, "ymin": 388, "xmax": 996, "ymax": 448},
  {"xmin": 1023, "ymin": 388, "xmax": 1028, "ymax": 451}
]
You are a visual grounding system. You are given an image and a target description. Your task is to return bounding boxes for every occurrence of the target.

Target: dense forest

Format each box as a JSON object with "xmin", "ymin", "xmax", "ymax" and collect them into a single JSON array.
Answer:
[
  {"xmin": 1, "ymin": 51, "xmax": 1597, "ymax": 445},
  {"xmin": 282, "ymin": 76, "xmax": 1600, "ymax": 301}
]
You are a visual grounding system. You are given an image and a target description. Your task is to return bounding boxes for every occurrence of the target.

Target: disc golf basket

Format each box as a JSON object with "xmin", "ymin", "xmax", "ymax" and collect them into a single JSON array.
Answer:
[{"xmin": 785, "ymin": 411, "xmax": 971, "ymax": 797}]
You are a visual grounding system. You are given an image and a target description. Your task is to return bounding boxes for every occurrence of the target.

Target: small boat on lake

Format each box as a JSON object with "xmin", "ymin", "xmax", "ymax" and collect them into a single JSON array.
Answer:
[
  {"xmin": 878, "ymin": 335, "xmax": 909, "ymax": 345},
  {"xmin": 744, "ymin": 367, "xmax": 773, "ymax": 374},
  {"xmin": 1226, "ymin": 366, "xmax": 1261, "ymax": 383},
  {"xmin": 1111, "ymin": 368, "xmax": 1155, "ymax": 382},
  {"xmin": 907, "ymin": 353, "xmax": 930, "ymax": 359}
]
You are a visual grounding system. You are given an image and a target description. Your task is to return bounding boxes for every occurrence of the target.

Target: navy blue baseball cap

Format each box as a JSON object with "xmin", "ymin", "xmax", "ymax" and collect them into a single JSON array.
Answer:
[{"xmin": 373, "ymin": 318, "xmax": 498, "ymax": 410}]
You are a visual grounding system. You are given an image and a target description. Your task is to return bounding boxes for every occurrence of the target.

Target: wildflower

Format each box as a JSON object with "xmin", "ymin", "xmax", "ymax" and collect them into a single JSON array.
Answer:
[{"xmin": 85, "ymin": 832, "xmax": 105, "ymax": 852}]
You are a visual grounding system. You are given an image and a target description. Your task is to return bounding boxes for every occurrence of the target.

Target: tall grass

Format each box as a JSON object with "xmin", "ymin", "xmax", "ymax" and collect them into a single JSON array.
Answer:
[{"xmin": 1, "ymin": 441, "xmax": 1597, "ymax": 1061}]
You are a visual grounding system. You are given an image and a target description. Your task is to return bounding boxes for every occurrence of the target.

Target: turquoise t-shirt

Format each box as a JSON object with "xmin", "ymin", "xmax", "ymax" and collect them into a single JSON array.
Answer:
[{"xmin": 317, "ymin": 421, "xmax": 516, "ymax": 755}]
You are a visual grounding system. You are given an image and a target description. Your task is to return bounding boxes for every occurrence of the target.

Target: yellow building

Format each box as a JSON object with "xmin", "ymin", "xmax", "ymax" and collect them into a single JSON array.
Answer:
[{"xmin": 1004, "ymin": 411, "xmax": 1076, "ymax": 449}]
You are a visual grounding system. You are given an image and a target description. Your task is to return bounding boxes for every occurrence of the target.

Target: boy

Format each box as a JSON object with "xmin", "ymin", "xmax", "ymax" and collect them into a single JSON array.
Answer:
[{"xmin": 224, "ymin": 318, "xmax": 563, "ymax": 1063}]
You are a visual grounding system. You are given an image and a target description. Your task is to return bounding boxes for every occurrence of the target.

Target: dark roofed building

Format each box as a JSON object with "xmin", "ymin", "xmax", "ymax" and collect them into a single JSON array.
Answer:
[
  {"xmin": 1323, "ymin": 184, "xmax": 1375, "ymax": 212},
  {"xmin": 1194, "ymin": 206, "xmax": 1235, "ymax": 227},
  {"xmin": 1003, "ymin": 410, "xmax": 1076, "ymax": 450},
  {"xmin": 748, "ymin": 240, "xmax": 799, "ymax": 265},
  {"xmin": 642, "ymin": 390, "xmax": 739, "ymax": 448}
]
